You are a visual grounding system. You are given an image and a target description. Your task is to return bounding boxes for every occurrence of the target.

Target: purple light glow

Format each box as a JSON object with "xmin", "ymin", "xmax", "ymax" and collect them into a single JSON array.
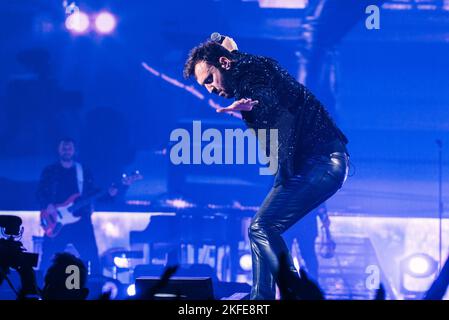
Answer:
[
  {"xmin": 408, "ymin": 256, "xmax": 431, "ymax": 275},
  {"xmin": 65, "ymin": 11, "xmax": 90, "ymax": 34},
  {"xmin": 95, "ymin": 12, "xmax": 117, "ymax": 34},
  {"xmin": 165, "ymin": 199, "xmax": 195, "ymax": 209}
]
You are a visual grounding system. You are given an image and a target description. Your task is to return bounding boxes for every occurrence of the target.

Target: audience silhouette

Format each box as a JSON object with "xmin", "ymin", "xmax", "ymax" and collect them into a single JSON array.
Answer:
[{"xmin": 41, "ymin": 253, "xmax": 89, "ymax": 300}]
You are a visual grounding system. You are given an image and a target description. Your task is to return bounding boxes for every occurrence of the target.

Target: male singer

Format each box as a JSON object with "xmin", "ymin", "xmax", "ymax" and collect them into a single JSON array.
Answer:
[{"xmin": 183, "ymin": 37, "xmax": 349, "ymax": 299}]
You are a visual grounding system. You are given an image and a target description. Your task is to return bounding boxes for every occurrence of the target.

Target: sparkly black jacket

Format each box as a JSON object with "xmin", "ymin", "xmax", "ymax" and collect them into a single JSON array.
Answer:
[{"xmin": 230, "ymin": 51, "xmax": 348, "ymax": 186}]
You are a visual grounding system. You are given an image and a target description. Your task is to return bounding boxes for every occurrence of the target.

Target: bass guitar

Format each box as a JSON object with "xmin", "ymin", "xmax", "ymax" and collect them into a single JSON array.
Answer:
[{"xmin": 40, "ymin": 171, "xmax": 143, "ymax": 238}]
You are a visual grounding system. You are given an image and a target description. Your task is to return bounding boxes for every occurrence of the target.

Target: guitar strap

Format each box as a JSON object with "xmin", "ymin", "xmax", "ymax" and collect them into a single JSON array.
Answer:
[{"xmin": 75, "ymin": 162, "xmax": 84, "ymax": 195}]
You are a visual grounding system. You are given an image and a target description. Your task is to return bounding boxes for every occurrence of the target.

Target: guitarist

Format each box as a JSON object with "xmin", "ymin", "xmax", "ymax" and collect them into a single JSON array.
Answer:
[{"xmin": 36, "ymin": 137, "xmax": 120, "ymax": 275}]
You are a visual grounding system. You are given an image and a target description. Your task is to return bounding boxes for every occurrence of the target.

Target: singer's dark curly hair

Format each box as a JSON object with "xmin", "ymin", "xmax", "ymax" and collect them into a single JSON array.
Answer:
[{"xmin": 183, "ymin": 41, "xmax": 234, "ymax": 79}]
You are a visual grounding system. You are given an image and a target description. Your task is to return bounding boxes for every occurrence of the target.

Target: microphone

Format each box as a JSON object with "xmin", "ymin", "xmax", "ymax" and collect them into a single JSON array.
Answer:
[
  {"xmin": 210, "ymin": 32, "xmax": 225, "ymax": 44},
  {"xmin": 210, "ymin": 32, "xmax": 239, "ymax": 52}
]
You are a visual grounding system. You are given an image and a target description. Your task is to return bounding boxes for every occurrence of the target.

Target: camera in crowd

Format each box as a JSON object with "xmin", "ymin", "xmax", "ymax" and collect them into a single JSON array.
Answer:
[{"xmin": 0, "ymin": 215, "xmax": 39, "ymax": 282}]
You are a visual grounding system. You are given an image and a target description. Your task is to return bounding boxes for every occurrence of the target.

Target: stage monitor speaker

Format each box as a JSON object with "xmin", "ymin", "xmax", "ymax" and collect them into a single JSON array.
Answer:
[{"xmin": 135, "ymin": 276, "xmax": 214, "ymax": 300}]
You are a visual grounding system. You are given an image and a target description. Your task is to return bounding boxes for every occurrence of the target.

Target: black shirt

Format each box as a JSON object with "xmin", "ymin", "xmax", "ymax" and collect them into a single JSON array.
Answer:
[
  {"xmin": 36, "ymin": 162, "xmax": 98, "ymax": 217},
  {"xmin": 230, "ymin": 51, "xmax": 349, "ymax": 186}
]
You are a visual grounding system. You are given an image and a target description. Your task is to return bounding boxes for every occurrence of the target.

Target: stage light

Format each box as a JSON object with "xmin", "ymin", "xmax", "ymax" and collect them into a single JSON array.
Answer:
[
  {"xmin": 293, "ymin": 256, "xmax": 300, "ymax": 272},
  {"xmin": 400, "ymin": 253, "xmax": 438, "ymax": 298},
  {"xmin": 258, "ymin": 0, "xmax": 308, "ymax": 9},
  {"xmin": 127, "ymin": 284, "xmax": 136, "ymax": 297},
  {"xmin": 409, "ymin": 256, "xmax": 431, "ymax": 276},
  {"xmin": 95, "ymin": 12, "xmax": 117, "ymax": 34},
  {"xmin": 239, "ymin": 253, "xmax": 252, "ymax": 271},
  {"xmin": 113, "ymin": 255, "xmax": 130, "ymax": 269},
  {"xmin": 164, "ymin": 198, "xmax": 195, "ymax": 209},
  {"xmin": 403, "ymin": 253, "xmax": 437, "ymax": 278},
  {"xmin": 65, "ymin": 11, "xmax": 90, "ymax": 34}
]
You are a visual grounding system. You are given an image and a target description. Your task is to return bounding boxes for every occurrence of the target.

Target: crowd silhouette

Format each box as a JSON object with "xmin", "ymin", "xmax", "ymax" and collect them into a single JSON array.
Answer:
[{"xmin": 3, "ymin": 249, "xmax": 448, "ymax": 300}]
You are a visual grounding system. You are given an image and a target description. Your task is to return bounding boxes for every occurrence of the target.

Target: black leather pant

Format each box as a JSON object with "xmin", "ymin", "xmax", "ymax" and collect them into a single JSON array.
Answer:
[{"xmin": 249, "ymin": 151, "xmax": 349, "ymax": 300}]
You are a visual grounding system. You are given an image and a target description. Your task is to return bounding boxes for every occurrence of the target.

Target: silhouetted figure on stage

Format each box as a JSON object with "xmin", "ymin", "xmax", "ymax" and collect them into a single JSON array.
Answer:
[
  {"xmin": 183, "ymin": 40, "xmax": 349, "ymax": 299},
  {"xmin": 284, "ymin": 203, "xmax": 331, "ymax": 281}
]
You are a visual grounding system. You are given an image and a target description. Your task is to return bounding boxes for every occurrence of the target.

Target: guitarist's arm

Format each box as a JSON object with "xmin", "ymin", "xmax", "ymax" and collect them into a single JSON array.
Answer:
[
  {"xmin": 107, "ymin": 183, "xmax": 128, "ymax": 199},
  {"xmin": 73, "ymin": 169, "xmax": 138, "ymax": 216}
]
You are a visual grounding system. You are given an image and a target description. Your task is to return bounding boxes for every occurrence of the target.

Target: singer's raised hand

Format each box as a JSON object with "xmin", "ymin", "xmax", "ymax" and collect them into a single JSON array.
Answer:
[
  {"xmin": 221, "ymin": 36, "xmax": 238, "ymax": 52},
  {"xmin": 211, "ymin": 32, "xmax": 239, "ymax": 52}
]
